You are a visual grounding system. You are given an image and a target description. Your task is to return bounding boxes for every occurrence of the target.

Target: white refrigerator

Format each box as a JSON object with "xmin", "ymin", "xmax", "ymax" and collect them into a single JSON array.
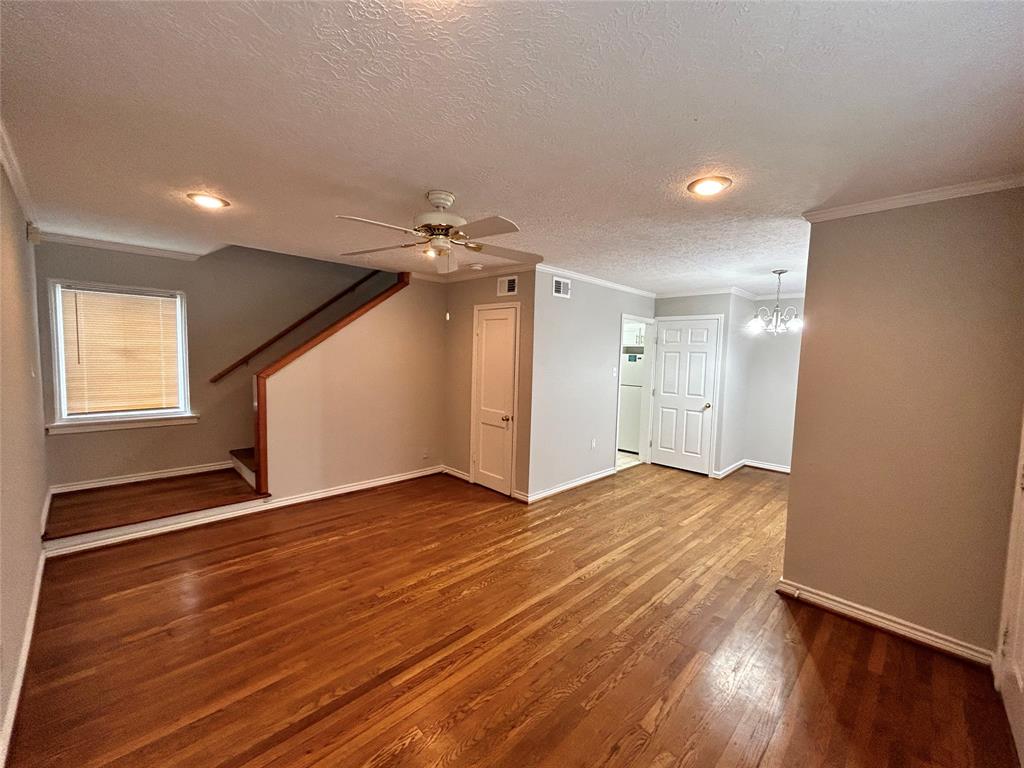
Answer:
[{"xmin": 618, "ymin": 353, "xmax": 645, "ymax": 453}]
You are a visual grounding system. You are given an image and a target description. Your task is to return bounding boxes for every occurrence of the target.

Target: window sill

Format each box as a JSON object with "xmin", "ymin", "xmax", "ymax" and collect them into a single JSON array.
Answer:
[{"xmin": 46, "ymin": 413, "xmax": 199, "ymax": 435}]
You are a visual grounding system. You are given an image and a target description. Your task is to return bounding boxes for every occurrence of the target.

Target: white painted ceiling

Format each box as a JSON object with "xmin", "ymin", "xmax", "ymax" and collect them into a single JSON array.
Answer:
[{"xmin": 2, "ymin": 2, "xmax": 1022, "ymax": 296}]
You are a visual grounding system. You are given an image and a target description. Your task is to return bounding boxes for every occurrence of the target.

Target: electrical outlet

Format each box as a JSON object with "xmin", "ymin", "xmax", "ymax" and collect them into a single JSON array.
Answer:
[{"xmin": 590, "ymin": 438, "xmax": 597, "ymax": 450}]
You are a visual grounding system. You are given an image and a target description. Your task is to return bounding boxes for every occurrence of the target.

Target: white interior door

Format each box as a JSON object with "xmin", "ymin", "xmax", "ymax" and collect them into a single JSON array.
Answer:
[
  {"xmin": 471, "ymin": 305, "xmax": 519, "ymax": 495},
  {"xmin": 650, "ymin": 317, "xmax": 720, "ymax": 474},
  {"xmin": 997, "ymin": 408, "xmax": 1024, "ymax": 754}
]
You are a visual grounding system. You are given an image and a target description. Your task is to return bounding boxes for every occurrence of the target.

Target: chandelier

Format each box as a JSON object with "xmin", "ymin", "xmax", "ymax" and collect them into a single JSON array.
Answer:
[{"xmin": 748, "ymin": 269, "xmax": 802, "ymax": 335}]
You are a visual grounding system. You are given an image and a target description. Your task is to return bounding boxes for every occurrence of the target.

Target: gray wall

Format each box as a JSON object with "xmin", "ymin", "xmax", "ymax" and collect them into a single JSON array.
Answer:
[
  {"xmin": 719, "ymin": 293, "xmax": 755, "ymax": 471},
  {"xmin": 266, "ymin": 280, "xmax": 447, "ymax": 497},
  {"xmin": 745, "ymin": 298, "xmax": 803, "ymax": 468},
  {"xmin": 530, "ymin": 272, "xmax": 654, "ymax": 495},
  {"xmin": 1, "ymin": 167, "xmax": 47, "ymax": 746},
  {"xmin": 444, "ymin": 272, "xmax": 534, "ymax": 495},
  {"xmin": 784, "ymin": 188, "xmax": 1024, "ymax": 650},
  {"xmin": 34, "ymin": 242, "xmax": 388, "ymax": 484}
]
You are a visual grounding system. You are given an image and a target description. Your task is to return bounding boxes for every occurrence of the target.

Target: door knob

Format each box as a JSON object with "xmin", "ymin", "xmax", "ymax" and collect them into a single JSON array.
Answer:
[
  {"xmin": 501, "ymin": 415, "xmax": 512, "ymax": 422},
  {"xmin": 704, "ymin": 402, "xmax": 712, "ymax": 410}
]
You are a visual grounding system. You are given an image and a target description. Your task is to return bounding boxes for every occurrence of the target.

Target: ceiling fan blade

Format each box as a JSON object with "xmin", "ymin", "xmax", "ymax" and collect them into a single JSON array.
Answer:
[
  {"xmin": 336, "ymin": 215, "xmax": 424, "ymax": 238},
  {"xmin": 459, "ymin": 216, "xmax": 519, "ymax": 240},
  {"xmin": 455, "ymin": 240, "xmax": 543, "ymax": 265},
  {"xmin": 338, "ymin": 241, "xmax": 426, "ymax": 257}
]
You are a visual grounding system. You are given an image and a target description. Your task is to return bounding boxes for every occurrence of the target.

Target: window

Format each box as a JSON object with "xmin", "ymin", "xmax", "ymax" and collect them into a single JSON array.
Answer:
[{"xmin": 49, "ymin": 281, "xmax": 193, "ymax": 431}]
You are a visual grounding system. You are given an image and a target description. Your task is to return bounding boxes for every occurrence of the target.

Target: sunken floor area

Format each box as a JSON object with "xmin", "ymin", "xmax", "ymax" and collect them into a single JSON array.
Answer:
[
  {"xmin": 44, "ymin": 468, "xmax": 267, "ymax": 539},
  {"xmin": 11, "ymin": 466, "xmax": 1018, "ymax": 767}
]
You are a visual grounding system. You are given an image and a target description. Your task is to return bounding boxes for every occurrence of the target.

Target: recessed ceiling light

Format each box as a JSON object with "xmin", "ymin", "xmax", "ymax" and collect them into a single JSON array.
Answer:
[
  {"xmin": 186, "ymin": 192, "xmax": 231, "ymax": 209},
  {"xmin": 686, "ymin": 176, "xmax": 733, "ymax": 197}
]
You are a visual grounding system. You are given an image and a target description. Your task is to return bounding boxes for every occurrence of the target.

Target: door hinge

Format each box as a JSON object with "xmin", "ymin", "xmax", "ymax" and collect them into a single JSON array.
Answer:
[
  {"xmin": 649, "ymin": 439, "xmax": 653, "ymax": 447},
  {"xmin": 1002, "ymin": 626, "xmax": 1011, "ymax": 656}
]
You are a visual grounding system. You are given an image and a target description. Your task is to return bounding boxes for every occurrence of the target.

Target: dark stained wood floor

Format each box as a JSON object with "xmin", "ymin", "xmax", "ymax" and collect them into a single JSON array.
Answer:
[
  {"xmin": 12, "ymin": 466, "xmax": 1018, "ymax": 767},
  {"xmin": 44, "ymin": 469, "xmax": 268, "ymax": 539}
]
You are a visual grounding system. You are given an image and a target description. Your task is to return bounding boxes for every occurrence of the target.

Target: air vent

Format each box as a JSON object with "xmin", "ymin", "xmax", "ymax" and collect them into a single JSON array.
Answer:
[
  {"xmin": 497, "ymin": 276, "xmax": 518, "ymax": 296},
  {"xmin": 552, "ymin": 277, "xmax": 571, "ymax": 298}
]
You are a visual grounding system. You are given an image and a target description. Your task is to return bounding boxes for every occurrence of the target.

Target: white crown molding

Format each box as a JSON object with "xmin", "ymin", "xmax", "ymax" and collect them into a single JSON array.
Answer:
[
  {"xmin": 656, "ymin": 286, "xmax": 755, "ymax": 300},
  {"xmin": 446, "ymin": 264, "xmax": 533, "ymax": 283},
  {"xmin": 409, "ymin": 271, "xmax": 448, "ymax": 284},
  {"xmin": 777, "ymin": 578, "xmax": 993, "ymax": 666},
  {"xmin": 803, "ymin": 173, "xmax": 1024, "ymax": 223},
  {"xmin": 536, "ymin": 264, "xmax": 655, "ymax": 298},
  {"xmin": 37, "ymin": 231, "xmax": 205, "ymax": 261},
  {"xmin": 752, "ymin": 292, "xmax": 804, "ymax": 302},
  {"xmin": 410, "ymin": 264, "xmax": 534, "ymax": 284},
  {"xmin": 0, "ymin": 118, "xmax": 38, "ymax": 220}
]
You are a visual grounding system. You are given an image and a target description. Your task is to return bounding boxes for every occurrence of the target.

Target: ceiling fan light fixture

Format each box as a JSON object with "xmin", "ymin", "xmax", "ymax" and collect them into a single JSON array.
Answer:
[
  {"xmin": 186, "ymin": 192, "xmax": 230, "ymax": 209},
  {"xmin": 686, "ymin": 176, "xmax": 733, "ymax": 197}
]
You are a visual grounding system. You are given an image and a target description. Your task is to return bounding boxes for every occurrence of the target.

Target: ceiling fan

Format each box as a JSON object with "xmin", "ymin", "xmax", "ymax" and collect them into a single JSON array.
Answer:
[{"xmin": 336, "ymin": 190, "xmax": 543, "ymax": 274}]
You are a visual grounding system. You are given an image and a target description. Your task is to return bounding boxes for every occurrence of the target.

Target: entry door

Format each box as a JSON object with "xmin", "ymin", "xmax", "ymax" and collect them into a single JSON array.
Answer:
[
  {"xmin": 471, "ymin": 305, "xmax": 519, "ymax": 495},
  {"xmin": 650, "ymin": 317, "xmax": 719, "ymax": 474},
  {"xmin": 997, "ymin": 409, "xmax": 1024, "ymax": 750}
]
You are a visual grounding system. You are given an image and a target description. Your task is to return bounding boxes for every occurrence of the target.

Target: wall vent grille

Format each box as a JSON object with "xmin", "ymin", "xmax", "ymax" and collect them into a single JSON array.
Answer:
[
  {"xmin": 497, "ymin": 276, "xmax": 518, "ymax": 296},
  {"xmin": 552, "ymin": 277, "xmax": 572, "ymax": 298}
]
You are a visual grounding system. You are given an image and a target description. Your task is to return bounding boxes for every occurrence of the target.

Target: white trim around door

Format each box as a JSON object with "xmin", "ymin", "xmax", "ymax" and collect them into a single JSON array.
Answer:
[{"xmin": 469, "ymin": 302, "xmax": 521, "ymax": 496}]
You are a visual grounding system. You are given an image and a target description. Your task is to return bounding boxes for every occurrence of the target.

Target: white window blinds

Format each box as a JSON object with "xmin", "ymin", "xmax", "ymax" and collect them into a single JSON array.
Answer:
[{"xmin": 55, "ymin": 285, "xmax": 188, "ymax": 417}]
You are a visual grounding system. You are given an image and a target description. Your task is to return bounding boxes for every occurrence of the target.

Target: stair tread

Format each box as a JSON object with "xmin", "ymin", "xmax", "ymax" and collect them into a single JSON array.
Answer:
[{"xmin": 229, "ymin": 447, "xmax": 258, "ymax": 472}]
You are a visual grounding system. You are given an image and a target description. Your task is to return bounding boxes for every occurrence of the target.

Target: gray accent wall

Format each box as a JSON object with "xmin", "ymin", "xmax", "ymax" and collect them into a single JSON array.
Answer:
[
  {"xmin": 1, "ymin": 167, "xmax": 47, "ymax": 748},
  {"xmin": 34, "ymin": 242, "xmax": 389, "ymax": 484},
  {"xmin": 530, "ymin": 271, "xmax": 654, "ymax": 495},
  {"xmin": 745, "ymin": 298, "xmax": 803, "ymax": 468},
  {"xmin": 784, "ymin": 188, "xmax": 1024, "ymax": 650},
  {"xmin": 444, "ymin": 272, "xmax": 534, "ymax": 495},
  {"xmin": 266, "ymin": 280, "xmax": 447, "ymax": 498}
]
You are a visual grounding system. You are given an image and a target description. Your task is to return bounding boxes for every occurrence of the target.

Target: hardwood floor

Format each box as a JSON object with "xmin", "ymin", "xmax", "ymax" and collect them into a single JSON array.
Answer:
[
  {"xmin": 44, "ymin": 469, "xmax": 268, "ymax": 539},
  {"xmin": 12, "ymin": 466, "xmax": 1017, "ymax": 767}
]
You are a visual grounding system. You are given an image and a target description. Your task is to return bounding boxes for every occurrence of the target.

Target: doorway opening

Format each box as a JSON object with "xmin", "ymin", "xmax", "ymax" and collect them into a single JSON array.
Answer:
[{"xmin": 615, "ymin": 314, "xmax": 655, "ymax": 473}]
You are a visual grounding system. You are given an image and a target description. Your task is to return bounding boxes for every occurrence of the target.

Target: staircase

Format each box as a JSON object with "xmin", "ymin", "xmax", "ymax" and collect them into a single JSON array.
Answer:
[
  {"xmin": 229, "ymin": 447, "xmax": 258, "ymax": 488},
  {"xmin": 215, "ymin": 271, "xmax": 411, "ymax": 494}
]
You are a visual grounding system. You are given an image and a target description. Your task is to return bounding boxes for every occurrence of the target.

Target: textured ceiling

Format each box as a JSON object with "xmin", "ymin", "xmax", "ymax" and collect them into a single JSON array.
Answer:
[{"xmin": 2, "ymin": 1, "xmax": 1022, "ymax": 295}]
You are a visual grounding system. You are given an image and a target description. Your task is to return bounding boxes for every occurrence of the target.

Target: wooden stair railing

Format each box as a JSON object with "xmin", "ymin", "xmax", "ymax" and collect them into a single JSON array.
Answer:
[
  {"xmin": 252, "ymin": 272, "xmax": 411, "ymax": 493},
  {"xmin": 209, "ymin": 270, "xmax": 383, "ymax": 383}
]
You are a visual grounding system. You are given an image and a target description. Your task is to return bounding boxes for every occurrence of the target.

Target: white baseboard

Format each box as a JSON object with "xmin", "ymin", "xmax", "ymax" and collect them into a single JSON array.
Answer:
[
  {"xmin": 38, "ymin": 488, "xmax": 52, "ymax": 534},
  {"xmin": 49, "ymin": 461, "xmax": 234, "ymax": 494},
  {"xmin": 710, "ymin": 459, "xmax": 791, "ymax": 479},
  {"xmin": 442, "ymin": 465, "xmax": 470, "ymax": 482},
  {"xmin": 745, "ymin": 460, "xmax": 790, "ymax": 473},
  {"xmin": 777, "ymin": 579, "xmax": 993, "ymax": 666},
  {"xmin": 0, "ymin": 553, "xmax": 44, "ymax": 766},
  {"xmin": 441, "ymin": 465, "xmax": 530, "ymax": 501},
  {"xmin": 711, "ymin": 460, "xmax": 745, "ymax": 479},
  {"xmin": 525, "ymin": 466, "xmax": 617, "ymax": 503},
  {"xmin": 44, "ymin": 465, "xmax": 446, "ymax": 556}
]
